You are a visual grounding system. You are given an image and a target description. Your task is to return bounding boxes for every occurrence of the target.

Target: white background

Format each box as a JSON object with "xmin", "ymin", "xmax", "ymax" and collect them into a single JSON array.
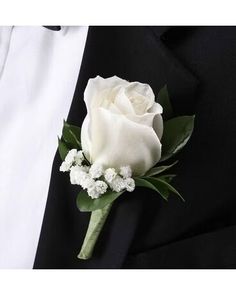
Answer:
[
  {"xmin": 0, "ymin": 0, "xmax": 236, "ymax": 294},
  {"xmin": 0, "ymin": 0, "xmax": 236, "ymax": 24}
]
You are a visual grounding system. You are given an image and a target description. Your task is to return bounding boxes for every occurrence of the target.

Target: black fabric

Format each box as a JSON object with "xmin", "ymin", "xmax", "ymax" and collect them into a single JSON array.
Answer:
[
  {"xmin": 34, "ymin": 26, "xmax": 236, "ymax": 268},
  {"xmin": 43, "ymin": 26, "xmax": 61, "ymax": 31}
]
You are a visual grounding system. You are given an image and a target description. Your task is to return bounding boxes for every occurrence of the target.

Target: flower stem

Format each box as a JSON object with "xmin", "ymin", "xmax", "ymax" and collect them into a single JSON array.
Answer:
[{"xmin": 78, "ymin": 203, "xmax": 112, "ymax": 260}]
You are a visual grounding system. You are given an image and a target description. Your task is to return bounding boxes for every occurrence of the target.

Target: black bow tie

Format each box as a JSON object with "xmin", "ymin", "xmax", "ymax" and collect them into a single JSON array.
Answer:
[{"xmin": 44, "ymin": 26, "xmax": 61, "ymax": 31}]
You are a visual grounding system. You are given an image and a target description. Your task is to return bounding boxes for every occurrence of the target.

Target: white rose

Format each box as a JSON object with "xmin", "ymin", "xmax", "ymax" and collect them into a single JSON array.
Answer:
[{"xmin": 81, "ymin": 76, "xmax": 163, "ymax": 176}]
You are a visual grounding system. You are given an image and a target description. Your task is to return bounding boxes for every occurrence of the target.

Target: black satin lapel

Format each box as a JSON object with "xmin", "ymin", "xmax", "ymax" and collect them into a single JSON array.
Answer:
[{"xmin": 34, "ymin": 26, "xmax": 199, "ymax": 269}]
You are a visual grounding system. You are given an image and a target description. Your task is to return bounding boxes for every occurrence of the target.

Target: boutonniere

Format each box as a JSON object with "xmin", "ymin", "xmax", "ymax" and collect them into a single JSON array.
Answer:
[{"xmin": 58, "ymin": 76, "xmax": 195, "ymax": 260}]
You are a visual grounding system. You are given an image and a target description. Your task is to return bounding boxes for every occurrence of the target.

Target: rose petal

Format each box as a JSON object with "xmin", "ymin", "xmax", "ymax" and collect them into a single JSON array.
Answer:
[
  {"xmin": 148, "ymin": 101, "xmax": 163, "ymax": 114},
  {"xmin": 125, "ymin": 82, "xmax": 155, "ymax": 114},
  {"xmin": 153, "ymin": 114, "xmax": 163, "ymax": 139},
  {"xmin": 113, "ymin": 87, "xmax": 135, "ymax": 115},
  {"xmin": 84, "ymin": 76, "xmax": 129, "ymax": 113},
  {"xmin": 87, "ymin": 107, "xmax": 162, "ymax": 176}
]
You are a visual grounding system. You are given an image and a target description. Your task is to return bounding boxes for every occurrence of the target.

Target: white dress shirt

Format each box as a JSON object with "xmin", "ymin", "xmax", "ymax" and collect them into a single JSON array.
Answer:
[{"xmin": 0, "ymin": 26, "xmax": 88, "ymax": 268}]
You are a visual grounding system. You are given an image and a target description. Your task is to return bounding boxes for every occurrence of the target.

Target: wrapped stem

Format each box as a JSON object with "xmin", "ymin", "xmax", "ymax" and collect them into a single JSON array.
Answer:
[{"xmin": 78, "ymin": 203, "xmax": 112, "ymax": 259}]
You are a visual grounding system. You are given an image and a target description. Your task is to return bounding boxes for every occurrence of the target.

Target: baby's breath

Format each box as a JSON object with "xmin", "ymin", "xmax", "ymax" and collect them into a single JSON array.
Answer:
[{"xmin": 60, "ymin": 149, "xmax": 135, "ymax": 199}]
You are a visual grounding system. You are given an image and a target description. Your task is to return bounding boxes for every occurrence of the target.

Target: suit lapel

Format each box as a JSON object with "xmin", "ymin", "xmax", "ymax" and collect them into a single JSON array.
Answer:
[
  {"xmin": 150, "ymin": 26, "xmax": 199, "ymax": 114},
  {"xmin": 34, "ymin": 26, "xmax": 199, "ymax": 268}
]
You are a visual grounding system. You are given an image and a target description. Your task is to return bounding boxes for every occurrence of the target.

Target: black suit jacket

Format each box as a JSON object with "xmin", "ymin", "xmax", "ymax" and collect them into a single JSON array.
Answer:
[{"xmin": 34, "ymin": 26, "xmax": 236, "ymax": 268}]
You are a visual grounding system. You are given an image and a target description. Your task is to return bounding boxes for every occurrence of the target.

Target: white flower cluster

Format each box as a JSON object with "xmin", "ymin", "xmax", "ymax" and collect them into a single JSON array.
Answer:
[{"xmin": 59, "ymin": 149, "xmax": 135, "ymax": 199}]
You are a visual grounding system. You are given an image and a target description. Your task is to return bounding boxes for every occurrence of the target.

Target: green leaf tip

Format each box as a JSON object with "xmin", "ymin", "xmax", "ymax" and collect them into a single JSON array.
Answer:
[
  {"xmin": 135, "ymin": 175, "xmax": 184, "ymax": 202},
  {"xmin": 145, "ymin": 160, "xmax": 178, "ymax": 177}
]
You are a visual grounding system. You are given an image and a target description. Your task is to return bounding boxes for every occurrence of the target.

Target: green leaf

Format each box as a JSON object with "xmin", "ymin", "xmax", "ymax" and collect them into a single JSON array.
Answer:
[
  {"xmin": 78, "ymin": 203, "xmax": 112, "ymax": 260},
  {"xmin": 158, "ymin": 174, "xmax": 176, "ymax": 183},
  {"xmin": 134, "ymin": 177, "xmax": 160, "ymax": 193},
  {"xmin": 62, "ymin": 120, "xmax": 81, "ymax": 149},
  {"xmin": 145, "ymin": 177, "xmax": 184, "ymax": 202},
  {"xmin": 58, "ymin": 137, "xmax": 69, "ymax": 161},
  {"xmin": 157, "ymin": 84, "xmax": 173, "ymax": 120},
  {"xmin": 134, "ymin": 177, "xmax": 168, "ymax": 201},
  {"xmin": 76, "ymin": 189, "xmax": 124, "ymax": 212},
  {"xmin": 160, "ymin": 115, "xmax": 195, "ymax": 162},
  {"xmin": 145, "ymin": 161, "xmax": 178, "ymax": 177}
]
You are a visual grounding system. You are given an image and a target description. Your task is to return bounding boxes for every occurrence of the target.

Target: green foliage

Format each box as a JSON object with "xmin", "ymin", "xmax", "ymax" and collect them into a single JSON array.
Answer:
[
  {"xmin": 145, "ymin": 177, "xmax": 184, "ymax": 202},
  {"xmin": 62, "ymin": 120, "xmax": 81, "ymax": 148},
  {"xmin": 134, "ymin": 177, "xmax": 166, "ymax": 197},
  {"xmin": 158, "ymin": 174, "xmax": 176, "ymax": 183},
  {"xmin": 145, "ymin": 161, "xmax": 178, "ymax": 177},
  {"xmin": 58, "ymin": 120, "xmax": 82, "ymax": 160},
  {"xmin": 76, "ymin": 189, "xmax": 124, "ymax": 212},
  {"xmin": 58, "ymin": 137, "xmax": 69, "ymax": 161},
  {"xmin": 160, "ymin": 115, "xmax": 195, "ymax": 162},
  {"xmin": 134, "ymin": 176, "xmax": 184, "ymax": 202}
]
